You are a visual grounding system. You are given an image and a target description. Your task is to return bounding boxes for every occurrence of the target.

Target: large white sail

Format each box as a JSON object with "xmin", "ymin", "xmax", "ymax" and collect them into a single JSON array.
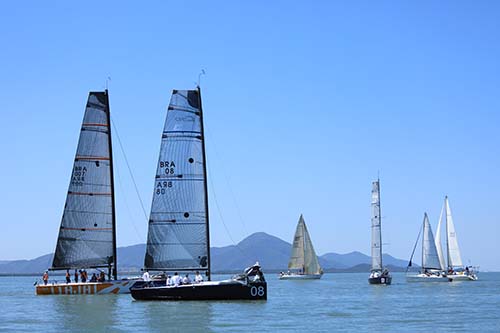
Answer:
[
  {"xmin": 422, "ymin": 213, "xmax": 441, "ymax": 270},
  {"xmin": 370, "ymin": 180, "xmax": 382, "ymax": 271},
  {"xmin": 445, "ymin": 197, "xmax": 463, "ymax": 268},
  {"xmin": 52, "ymin": 91, "xmax": 115, "ymax": 270},
  {"xmin": 144, "ymin": 89, "xmax": 210, "ymax": 273},
  {"xmin": 288, "ymin": 215, "xmax": 321, "ymax": 274},
  {"xmin": 434, "ymin": 204, "xmax": 446, "ymax": 270}
]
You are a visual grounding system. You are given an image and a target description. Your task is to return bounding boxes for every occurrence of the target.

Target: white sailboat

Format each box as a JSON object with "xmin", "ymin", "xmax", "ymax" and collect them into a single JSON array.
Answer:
[
  {"xmin": 435, "ymin": 196, "xmax": 477, "ymax": 281},
  {"xmin": 406, "ymin": 213, "xmax": 450, "ymax": 282},
  {"xmin": 279, "ymin": 215, "xmax": 323, "ymax": 280},
  {"xmin": 368, "ymin": 179, "xmax": 391, "ymax": 285}
]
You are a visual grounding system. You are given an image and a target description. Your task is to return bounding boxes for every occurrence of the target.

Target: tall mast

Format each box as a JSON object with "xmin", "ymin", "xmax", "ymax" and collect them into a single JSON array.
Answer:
[
  {"xmin": 105, "ymin": 89, "xmax": 118, "ymax": 280},
  {"xmin": 421, "ymin": 214, "xmax": 425, "ymax": 271},
  {"xmin": 377, "ymin": 179, "xmax": 383, "ymax": 268},
  {"xmin": 197, "ymin": 86, "xmax": 211, "ymax": 281}
]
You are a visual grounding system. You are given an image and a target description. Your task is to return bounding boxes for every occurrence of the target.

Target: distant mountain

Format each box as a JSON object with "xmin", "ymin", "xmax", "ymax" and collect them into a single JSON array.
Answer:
[{"xmin": 0, "ymin": 232, "xmax": 410, "ymax": 275}]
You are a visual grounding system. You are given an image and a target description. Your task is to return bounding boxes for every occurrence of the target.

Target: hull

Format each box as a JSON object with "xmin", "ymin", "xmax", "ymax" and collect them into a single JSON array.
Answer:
[
  {"xmin": 448, "ymin": 272, "xmax": 478, "ymax": 281},
  {"xmin": 278, "ymin": 273, "xmax": 322, "ymax": 280},
  {"xmin": 131, "ymin": 280, "xmax": 267, "ymax": 301},
  {"xmin": 36, "ymin": 279, "xmax": 138, "ymax": 295},
  {"xmin": 368, "ymin": 276, "xmax": 392, "ymax": 285},
  {"xmin": 406, "ymin": 274, "xmax": 451, "ymax": 282}
]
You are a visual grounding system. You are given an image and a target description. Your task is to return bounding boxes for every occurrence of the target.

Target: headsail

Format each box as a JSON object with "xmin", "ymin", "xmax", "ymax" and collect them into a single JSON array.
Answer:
[
  {"xmin": 52, "ymin": 91, "xmax": 116, "ymax": 272},
  {"xmin": 434, "ymin": 203, "xmax": 446, "ymax": 270},
  {"xmin": 288, "ymin": 215, "xmax": 321, "ymax": 274},
  {"xmin": 445, "ymin": 197, "xmax": 463, "ymax": 268},
  {"xmin": 144, "ymin": 89, "xmax": 210, "ymax": 275},
  {"xmin": 370, "ymin": 180, "xmax": 382, "ymax": 271},
  {"xmin": 422, "ymin": 213, "xmax": 441, "ymax": 270}
]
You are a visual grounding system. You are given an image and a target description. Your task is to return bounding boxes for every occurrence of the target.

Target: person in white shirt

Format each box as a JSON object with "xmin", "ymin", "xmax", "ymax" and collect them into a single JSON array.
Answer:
[
  {"xmin": 194, "ymin": 271, "xmax": 203, "ymax": 283},
  {"xmin": 166, "ymin": 275, "xmax": 172, "ymax": 286},
  {"xmin": 182, "ymin": 274, "xmax": 191, "ymax": 285},
  {"xmin": 172, "ymin": 272, "xmax": 181, "ymax": 286},
  {"xmin": 142, "ymin": 271, "xmax": 151, "ymax": 287}
]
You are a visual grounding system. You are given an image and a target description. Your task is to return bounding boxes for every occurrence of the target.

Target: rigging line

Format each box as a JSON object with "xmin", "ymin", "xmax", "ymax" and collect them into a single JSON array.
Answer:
[
  {"xmin": 406, "ymin": 222, "xmax": 423, "ymax": 273},
  {"xmin": 110, "ymin": 117, "xmax": 149, "ymax": 224},
  {"xmin": 204, "ymin": 126, "xmax": 249, "ymax": 237},
  {"xmin": 206, "ymin": 161, "xmax": 251, "ymax": 261},
  {"xmin": 114, "ymin": 154, "xmax": 143, "ymax": 241}
]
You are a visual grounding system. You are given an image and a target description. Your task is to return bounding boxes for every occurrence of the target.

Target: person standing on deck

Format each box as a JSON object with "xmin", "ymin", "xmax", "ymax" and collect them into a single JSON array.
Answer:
[
  {"xmin": 42, "ymin": 271, "xmax": 49, "ymax": 285},
  {"xmin": 65, "ymin": 270, "xmax": 71, "ymax": 283},
  {"xmin": 74, "ymin": 269, "xmax": 79, "ymax": 283}
]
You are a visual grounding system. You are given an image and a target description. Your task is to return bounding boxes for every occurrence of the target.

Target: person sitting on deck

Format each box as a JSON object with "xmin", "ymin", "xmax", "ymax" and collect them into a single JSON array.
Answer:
[
  {"xmin": 98, "ymin": 272, "xmax": 106, "ymax": 282},
  {"xmin": 142, "ymin": 271, "xmax": 151, "ymax": 286},
  {"xmin": 172, "ymin": 272, "xmax": 181, "ymax": 286},
  {"xmin": 166, "ymin": 275, "xmax": 172, "ymax": 286},
  {"xmin": 42, "ymin": 271, "xmax": 49, "ymax": 285},
  {"xmin": 194, "ymin": 271, "xmax": 203, "ymax": 284},
  {"xmin": 182, "ymin": 274, "xmax": 191, "ymax": 285},
  {"xmin": 81, "ymin": 270, "xmax": 87, "ymax": 283},
  {"xmin": 90, "ymin": 273, "xmax": 98, "ymax": 282},
  {"xmin": 244, "ymin": 261, "xmax": 266, "ymax": 282},
  {"xmin": 65, "ymin": 270, "xmax": 71, "ymax": 284},
  {"xmin": 74, "ymin": 269, "xmax": 79, "ymax": 283}
]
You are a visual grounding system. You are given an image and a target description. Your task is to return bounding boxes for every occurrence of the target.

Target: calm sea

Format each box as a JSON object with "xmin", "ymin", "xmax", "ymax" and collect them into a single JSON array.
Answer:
[{"xmin": 0, "ymin": 272, "xmax": 499, "ymax": 332}]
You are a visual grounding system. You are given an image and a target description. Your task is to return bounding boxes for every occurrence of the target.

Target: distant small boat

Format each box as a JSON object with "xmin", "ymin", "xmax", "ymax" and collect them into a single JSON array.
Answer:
[
  {"xmin": 368, "ymin": 179, "xmax": 392, "ymax": 285},
  {"xmin": 435, "ymin": 196, "xmax": 477, "ymax": 281},
  {"xmin": 279, "ymin": 214, "xmax": 323, "ymax": 280},
  {"xmin": 36, "ymin": 90, "xmax": 138, "ymax": 295},
  {"xmin": 406, "ymin": 213, "xmax": 450, "ymax": 282},
  {"xmin": 131, "ymin": 87, "xmax": 266, "ymax": 301}
]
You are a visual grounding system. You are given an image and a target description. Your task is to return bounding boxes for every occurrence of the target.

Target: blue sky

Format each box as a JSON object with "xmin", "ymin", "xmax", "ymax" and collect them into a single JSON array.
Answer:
[{"xmin": 0, "ymin": 1, "xmax": 499, "ymax": 270}]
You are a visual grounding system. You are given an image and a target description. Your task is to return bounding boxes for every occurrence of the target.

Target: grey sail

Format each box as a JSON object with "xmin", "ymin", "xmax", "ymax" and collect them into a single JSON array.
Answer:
[
  {"xmin": 52, "ymin": 91, "xmax": 116, "ymax": 271},
  {"xmin": 422, "ymin": 213, "xmax": 441, "ymax": 270},
  {"xmin": 144, "ymin": 89, "xmax": 210, "ymax": 274},
  {"xmin": 371, "ymin": 180, "xmax": 382, "ymax": 271},
  {"xmin": 288, "ymin": 215, "xmax": 321, "ymax": 274}
]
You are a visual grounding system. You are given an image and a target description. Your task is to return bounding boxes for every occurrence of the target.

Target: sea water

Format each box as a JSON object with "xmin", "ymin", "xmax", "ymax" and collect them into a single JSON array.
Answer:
[{"xmin": 0, "ymin": 272, "xmax": 499, "ymax": 332}]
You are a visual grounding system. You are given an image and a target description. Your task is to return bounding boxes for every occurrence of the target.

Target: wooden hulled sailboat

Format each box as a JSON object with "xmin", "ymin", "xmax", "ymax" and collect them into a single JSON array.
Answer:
[
  {"xmin": 406, "ymin": 213, "xmax": 450, "ymax": 282},
  {"xmin": 36, "ymin": 91, "xmax": 137, "ymax": 295},
  {"xmin": 368, "ymin": 180, "xmax": 391, "ymax": 285},
  {"xmin": 279, "ymin": 215, "xmax": 323, "ymax": 280},
  {"xmin": 435, "ymin": 196, "xmax": 477, "ymax": 281},
  {"xmin": 131, "ymin": 87, "xmax": 266, "ymax": 301}
]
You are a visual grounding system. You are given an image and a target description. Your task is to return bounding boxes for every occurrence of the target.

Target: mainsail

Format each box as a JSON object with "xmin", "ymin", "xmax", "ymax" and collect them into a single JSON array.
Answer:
[
  {"xmin": 288, "ymin": 215, "xmax": 322, "ymax": 275},
  {"xmin": 52, "ymin": 91, "xmax": 117, "ymax": 276},
  {"xmin": 422, "ymin": 213, "xmax": 441, "ymax": 270},
  {"xmin": 445, "ymin": 196, "xmax": 463, "ymax": 268},
  {"xmin": 144, "ymin": 89, "xmax": 210, "ymax": 276},
  {"xmin": 370, "ymin": 180, "xmax": 382, "ymax": 271}
]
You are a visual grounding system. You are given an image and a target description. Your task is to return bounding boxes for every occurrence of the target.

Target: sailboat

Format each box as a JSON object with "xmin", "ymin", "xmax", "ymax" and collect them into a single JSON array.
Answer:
[
  {"xmin": 435, "ymin": 196, "xmax": 477, "ymax": 281},
  {"xmin": 279, "ymin": 214, "xmax": 323, "ymax": 280},
  {"xmin": 36, "ymin": 90, "xmax": 138, "ymax": 295},
  {"xmin": 368, "ymin": 180, "xmax": 391, "ymax": 285},
  {"xmin": 406, "ymin": 213, "xmax": 450, "ymax": 282},
  {"xmin": 131, "ymin": 87, "xmax": 267, "ymax": 301}
]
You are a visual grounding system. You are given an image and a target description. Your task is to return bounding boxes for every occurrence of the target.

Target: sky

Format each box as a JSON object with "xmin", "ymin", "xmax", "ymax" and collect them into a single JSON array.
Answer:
[{"xmin": 0, "ymin": 1, "xmax": 499, "ymax": 270}]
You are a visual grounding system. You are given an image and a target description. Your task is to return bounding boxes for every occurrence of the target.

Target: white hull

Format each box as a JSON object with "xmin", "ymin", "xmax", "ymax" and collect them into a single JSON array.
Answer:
[
  {"xmin": 406, "ymin": 274, "xmax": 451, "ymax": 282},
  {"xmin": 448, "ymin": 272, "xmax": 478, "ymax": 281},
  {"xmin": 279, "ymin": 273, "xmax": 322, "ymax": 280}
]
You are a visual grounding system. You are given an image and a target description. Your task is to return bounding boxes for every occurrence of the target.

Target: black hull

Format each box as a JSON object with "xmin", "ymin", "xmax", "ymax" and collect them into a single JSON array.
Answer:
[
  {"xmin": 131, "ymin": 281, "xmax": 267, "ymax": 301},
  {"xmin": 368, "ymin": 276, "xmax": 392, "ymax": 285}
]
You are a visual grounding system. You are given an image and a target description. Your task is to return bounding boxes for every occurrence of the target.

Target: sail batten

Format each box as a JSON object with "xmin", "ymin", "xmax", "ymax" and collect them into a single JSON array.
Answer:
[
  {"xmin": 51, "ymin": 91, "xmax": 115, "ymax": 270},
  {"xmin": 144, "ymin": 89, "xmax": 210, "ymax": 273}
]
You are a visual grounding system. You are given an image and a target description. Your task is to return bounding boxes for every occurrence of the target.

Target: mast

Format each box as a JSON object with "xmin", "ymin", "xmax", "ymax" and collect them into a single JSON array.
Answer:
[
  {"xmin": 421, "ymin": 214, "xmax": 425, "ymax": 272},
  {"xmin": 105, "ymin": 89, "xmax": 118, "ymax": 281},
  {"xmin": 377, "ymin": 179, "xmax": 383, "ymax": 269},
  {"xmin": 445, "ymin": 196, "xmax": 450, "ymax": 269},
  {"xmin": 197, "ymin": 85, "xmax": 211, "ymax": 281}
]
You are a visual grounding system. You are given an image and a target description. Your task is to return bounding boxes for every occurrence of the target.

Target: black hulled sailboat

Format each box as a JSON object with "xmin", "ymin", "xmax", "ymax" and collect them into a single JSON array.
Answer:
[{"xmin": 131, "ymin": 87, "xmax": 266, "ymax": 301}]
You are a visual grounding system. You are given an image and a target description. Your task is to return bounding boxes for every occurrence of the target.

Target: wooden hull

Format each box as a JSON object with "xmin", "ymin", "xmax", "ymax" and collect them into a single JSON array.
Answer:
[
  {"xmin": 131, "ymin": 281, "xmax": 267, "ymax": 301},
  {"xmin": 368, "ymin": 276, "xmax": 392, "ymax": 285},
  {"xmin": 35, "ymin": 279, "xmax": 138, "ymax": 295},
  {"xmin": 278, "ymin": 273, "xmax": 322, "ymax": 280}
]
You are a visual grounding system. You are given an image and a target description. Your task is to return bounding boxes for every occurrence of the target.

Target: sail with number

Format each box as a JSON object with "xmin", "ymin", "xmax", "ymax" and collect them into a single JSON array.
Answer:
[
  {"xmin": 288, "ymin": 215, "xmax": 321, "ymax": 275},
  {"xmin": 144, "ymin": 89, "xmax": 210, "ymax": 275},
  {"xmin": 422, "ymin": 213, "xmax": 441, "ymax": 270},
  {"xmin": 371, "ymin": 180, "xmax": 382, "ymax": 271},
  {"xmin": 445, "ymin": 196, "xmax": 463, "ymax": 268},
  {"xmin": 51, "ymin": 91, "xmax": 117, "ymax": 274}
]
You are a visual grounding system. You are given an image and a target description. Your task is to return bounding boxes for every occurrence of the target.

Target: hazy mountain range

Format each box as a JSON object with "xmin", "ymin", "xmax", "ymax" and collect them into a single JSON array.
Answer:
[{"xmin": 0, "ymin": 232, "xmax": 409, "ymax": 275}]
